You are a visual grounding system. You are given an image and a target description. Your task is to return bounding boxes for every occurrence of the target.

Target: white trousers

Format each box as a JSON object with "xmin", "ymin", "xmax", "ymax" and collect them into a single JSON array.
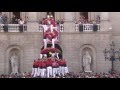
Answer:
[
  {"xmin": 43, "ymin": 39, "xmax": 47, "ymax": 49},
  {"xmin": 56, "ymin": 67, "xmax": 60, "ymax": 75},
  {"xmin": 43, "ymin": 37, "xmax": 57, "ymax": 49},
  {"xmin": 61, "ymin": 66, "xmax": 65, "ymax": 76},
  {"xmin": 64, "ymin": 67, "xmax": 69, "ymax": 74},
  {"xmin": 37, "ymin": 68, "xmax": 42, "ymax": 76},
  {"xmin": 52, "ymin": 68, "xmax": 58, "ymax": 78},
  {"xmin": 41, "ymin": 68, "xmax": 46, "ymax": 78},
  {"xmin": 33, "ymin": 68, "xmax": 38, "ymax": 77},
  {"xmin": 47, "ymin": 66, "xmax": 52, "ymax": 78},
  {"xmin": 31, "ymin": 68, "xmax": 35, "ymax": 76},
  {"xmin": 58, "ymin": 66, "xmax": 62, "ymax": 76}
]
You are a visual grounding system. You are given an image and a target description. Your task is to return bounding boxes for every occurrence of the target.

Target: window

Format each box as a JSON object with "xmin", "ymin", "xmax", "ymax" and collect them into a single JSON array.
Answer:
[
  {"xmin": 80, "ymin": 12, "xmax": 88, "ymax": 20},
  {"xmin": 13, "ymin": 12, "xmax": 20, "ymax": 19},
  {"xmin": 47, "ymin": 12, "xmax": 55, "ymax": 18}
]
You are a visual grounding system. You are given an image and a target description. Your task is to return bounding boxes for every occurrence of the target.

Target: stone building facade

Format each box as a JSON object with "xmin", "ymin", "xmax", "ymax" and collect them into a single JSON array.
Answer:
[{"xmin": 0, "ymin": 12, "xmax": 119, "ymax": 74}]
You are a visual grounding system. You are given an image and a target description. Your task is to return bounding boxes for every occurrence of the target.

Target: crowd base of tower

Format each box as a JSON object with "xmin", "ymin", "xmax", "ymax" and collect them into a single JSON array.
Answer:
[{"xmin": 31, "ymin": 56, "xmax": 69, "ymax": 78}]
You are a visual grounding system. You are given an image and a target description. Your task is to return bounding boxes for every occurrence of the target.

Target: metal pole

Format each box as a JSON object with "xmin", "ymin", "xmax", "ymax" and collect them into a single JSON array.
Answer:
[{"xmin": 111, "ymin": 59, "xmax": 114, "ymax": 72}]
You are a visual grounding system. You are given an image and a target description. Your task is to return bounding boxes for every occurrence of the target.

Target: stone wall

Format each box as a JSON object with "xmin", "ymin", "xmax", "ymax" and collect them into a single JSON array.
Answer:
[
  {"xmin": 60, "ymin": 32, "xmax": 112, "ymax": 73},
  {"xmin": 0, "ymin": 32, "xmax": 43, "ymax": 74}
]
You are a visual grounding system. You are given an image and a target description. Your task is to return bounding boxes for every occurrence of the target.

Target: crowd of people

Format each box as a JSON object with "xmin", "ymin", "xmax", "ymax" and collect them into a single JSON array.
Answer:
[
  {"xmin": 75, "ymin": 14, "xmax": 100, "ymax": 24},
  {"xmin": 31, "ymin": 53, "xmax": 69, "ymax": 78},
  {"xmin": 0, "ymin": 12, "xmax": 8, "ymax": 24},
  {"xmin": 1, "ymin": 70, "xmax": 120, "ymax": 78},
  {"xmin": 0, "ymin": 12, "xmax": 25, "ymax": 24},
  {"xmin": 11, "ymin": 14, "xmax": 25, "ymax": 24}
]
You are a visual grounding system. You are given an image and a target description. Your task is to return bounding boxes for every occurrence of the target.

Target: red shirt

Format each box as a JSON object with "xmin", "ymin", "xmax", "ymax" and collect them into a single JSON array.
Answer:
[
  {"xmin": 33, "ymin": 60, "xmax": 39, "ymax": 68},
  {"xmin": 52, "ymin": 61, "xmax": 59, "ymax": 68},
  {"xmin": 33, "ymin": 61, "xmax": 36, "ymax": 67},
  {"xmin": 46, "ymin": 59, "xmax": 53, "ymax": 66},
  {"xmin": 38, "ymin": 61, "xmax": 42, "ymax": 68},
  {"xmin": 57, "ymin": 60, "xmax": 61, "ymax": 66},
  {"xmin": 56, "ymin": 62, "xmax": 59, "ymax": 67},
  {"xmin": 36, "ymin": 61, "xmax": 39, "ymax": 67},
  {"xmin": 41, "ymin": 61, "xmax": 47, "ymax": 68},
  {"xmin": 60, "ymin": 59, "xmax": 66, "ymax": 66}
]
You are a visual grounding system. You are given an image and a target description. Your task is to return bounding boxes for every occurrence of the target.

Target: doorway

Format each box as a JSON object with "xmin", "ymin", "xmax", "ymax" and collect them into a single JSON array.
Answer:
[
  {"xmin": 13, "ymin": 12, "xmax": 20, "ymax": 19},
  {"xmin": 80, "ymin": 12, "xmax": 88, "ymax": 20}
]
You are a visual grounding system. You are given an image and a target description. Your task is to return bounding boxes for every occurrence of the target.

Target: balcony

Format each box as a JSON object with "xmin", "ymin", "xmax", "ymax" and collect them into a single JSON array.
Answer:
[
  {"xmin": 0, "ymin": 23, "xmax": 100, "ymax": 33},
  {"xmin": 0, "ymin": 24, "xmax": 27, "ymax": 32},
  {"xmin": 75, "ymin": 23, "xmax": 100, "ymax": 32}
]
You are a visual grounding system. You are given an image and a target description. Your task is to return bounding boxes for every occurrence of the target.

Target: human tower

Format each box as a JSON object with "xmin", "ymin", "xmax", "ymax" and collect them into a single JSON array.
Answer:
[{"xmin": 31, "ymin": 15, "xmax": 69, "ymax": 78}]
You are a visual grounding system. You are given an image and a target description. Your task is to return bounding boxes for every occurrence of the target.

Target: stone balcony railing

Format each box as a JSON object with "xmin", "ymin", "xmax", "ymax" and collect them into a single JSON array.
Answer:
[
  {"xmin": 0, "ymin": 23, "xmax": 101, "ymax": 33},
  {"xmin": 39, "ymin": 24, "xmax": 64, "ymax": 32},
  {"xmin": 0, "ymin": 24, "xmax": 27, "ymax": 32},
  {"xmin": 75, "ymin": 23, "xmax": 100, "ymax": 32}
]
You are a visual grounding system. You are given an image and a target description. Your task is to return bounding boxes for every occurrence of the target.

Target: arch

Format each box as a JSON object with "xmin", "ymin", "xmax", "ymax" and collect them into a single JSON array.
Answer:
[
  {"xmin": 79, "ymin": 44, "xmax": 97, "ymax": 72},
  {"xmin": 5, "ymin": 45, "xmax": 24, "ymax": 74}
]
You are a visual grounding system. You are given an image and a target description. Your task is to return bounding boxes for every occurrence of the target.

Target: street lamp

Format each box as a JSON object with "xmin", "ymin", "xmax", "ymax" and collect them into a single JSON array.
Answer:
[{"xmin": 103, "ymin": 41, "xmax": 120, "ymax": 72}]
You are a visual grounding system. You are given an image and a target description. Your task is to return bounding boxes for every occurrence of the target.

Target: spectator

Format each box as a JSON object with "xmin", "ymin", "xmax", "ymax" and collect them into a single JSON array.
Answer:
[
  {"xmin": 19, "ymin": 18, "xmax": 25, "ymax": 25},
  {"xmin": 96, "ymin": 15, "xmax": 100, "ymax": 23},
  {"xmin": 12, "ymin": 14, "xmax": 18, "ymax": 24},
  {"xmin": 0, "ymin": 12, "xmax": 3, "ymax": 24},
  {"xmin": 18, "ymin": 18, "xmax": 25, "ymax": 32},
  {"xmin": 2, "ymin": 14, "xmax": 8, "ymax": 24}
]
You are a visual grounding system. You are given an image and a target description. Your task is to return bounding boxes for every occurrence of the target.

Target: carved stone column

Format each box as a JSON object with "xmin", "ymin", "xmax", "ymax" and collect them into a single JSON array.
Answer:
[
  {"xmin": 63, "ymin": 12, "xmax": 75, "ymax": 32},
  {"xmin": 100, "ymin": 12, "xmax": 112, "ymax": 31},
  {"xmin": 55, "ymin": 12, "xmax": 61, "ymax": 21},
  {"xmin": 38, "ymin": 12, "xmax": 46, "ymax": 21},
  {"xmin": 75, "ymin": 12, "xmax": 80, "ymax": 20},
  {"xmin": 26, "ymin": 12, "xmax": 39, "ymax": 32}
]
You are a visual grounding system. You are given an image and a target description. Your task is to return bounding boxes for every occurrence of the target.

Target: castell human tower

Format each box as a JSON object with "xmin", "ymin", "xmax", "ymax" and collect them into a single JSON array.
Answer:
[
  {"xmin": 31, "ymin": 14, "xmax": 69, "ymax": 78},
  {"xmin": 40, "ymin": 14, "xmax": 62, "ymax": 59}
]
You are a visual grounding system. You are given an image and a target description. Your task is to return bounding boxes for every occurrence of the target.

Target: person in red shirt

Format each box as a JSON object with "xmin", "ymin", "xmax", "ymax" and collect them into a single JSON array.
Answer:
[
  {"xmin": 41, "ymin": 57, "xmax": 47, "ymax": 78},
  {"xmin": 37, "ymin": 58, "xmax": 42, "ymax": 77},
  {"xmin": 60, "ymin": 59, "xmax": 66, "ymax": 76},
  {"xmin": 57, "ymin": 58, "xmax": 62, "ymax": 76},
  {"xmin": 52, "ymin": 57, "xmax": 57, "ymax": 78},
  {"xmin": 52, "ymin": 57, "xmax": 60, "ymax": 78},
  {"xmin": 33, "ymin": 59, "xmax": 39, "ymax": 77},
  {"xmin": 31, "ymin": 60, "xmax": 36, "ymax": 77},
  {"xmin": 46, "ymin": 56, "xmax": 53, "ymax": 78},
  {"xmin": 63, "ymin": 59, "xmax": 69, "ymax": 75}
]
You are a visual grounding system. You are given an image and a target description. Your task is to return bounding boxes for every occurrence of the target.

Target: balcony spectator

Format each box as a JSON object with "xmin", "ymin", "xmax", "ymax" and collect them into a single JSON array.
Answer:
[
  {"xmin": 56, "ymin": 20, "xmax": 60, "ymax": 25},
  {"xmin": 60, "ymin": 19, "xmax": 64, "ymax": 24},
  {"xmin": 19, "ymin": 18, "xmax": 25, "ymax": 25},
  {"xmin": 0, "ymin": 12, "xmax": 3, "ymax": 24},
  {"xmin": 39, "ymin": 19, "xmax": 42, "ymax": 24},
  {"xmin": 2, "ymin": 14, "xmax": 8, "ymax": 24},
  {"xmin": 12, "ymin": 14, "xmax": 18, "ymax": 24},
  {"xmin": 18, "ymin": 18, "xmax": 25, "ymax": 32},
  {"xmin": 96, "ymin": 15, "xmax": 100, "ymax": 23}
]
